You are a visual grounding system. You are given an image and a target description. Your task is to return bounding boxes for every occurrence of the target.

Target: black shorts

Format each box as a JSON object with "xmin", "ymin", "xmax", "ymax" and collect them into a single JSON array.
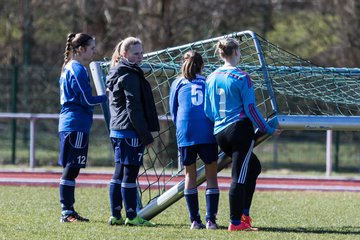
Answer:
[
  {"xmin": 58, "ymin": 131, "xmax": 89, "ymax": 168},
  {"xmin": 179, "ymin": 143, "xmax": 218, "ymax": 166},
  {"xmin": 111, "ymin": 137, "xmax": 145, "ymax": 166}
]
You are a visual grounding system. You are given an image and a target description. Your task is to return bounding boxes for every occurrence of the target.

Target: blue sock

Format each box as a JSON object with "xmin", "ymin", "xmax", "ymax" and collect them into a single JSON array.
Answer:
[
  {"xmin": 184, "ymin": 188, "xmax": 200, "ymax": 222},
  {"xmin": 121, "ymin": 182, "xmax": 137, "ymax": 220},
  {"xmin": 109, "ymin": 179, "xmax": 122, "ymax": 219},
  {"xmin": 59, "ymin": 178, "xmax": 75, "ymax": 214},
  {"xmin": 205, "ymin": 188, "xmax": 219, "ymax": 223},
  {"xmin": 243, "ymin": 208, "xmax": 250, "ymax": 216}
]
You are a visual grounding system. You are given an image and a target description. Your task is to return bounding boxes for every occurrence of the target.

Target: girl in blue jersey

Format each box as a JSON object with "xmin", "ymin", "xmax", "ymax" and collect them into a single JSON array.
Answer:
[
  {"xmin": 106, "ymin": 37, "xmax": 159, "ymax": 227},
  {"xmin": 170, "ymin": 51, "xmax": 219, "ymax": 230},
  {"xmin": 58, "ymin": 33, "xmax": 107, "ymax": 222},
  {"xmin": 204, "ymin": 38, "xmax": 282, "ymax": 231}
]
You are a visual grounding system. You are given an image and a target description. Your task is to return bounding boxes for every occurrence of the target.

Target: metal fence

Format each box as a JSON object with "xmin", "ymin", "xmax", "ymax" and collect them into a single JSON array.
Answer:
[{"xmin": 1, "ymin": 112, "xmax": 359, "ymax": 176}]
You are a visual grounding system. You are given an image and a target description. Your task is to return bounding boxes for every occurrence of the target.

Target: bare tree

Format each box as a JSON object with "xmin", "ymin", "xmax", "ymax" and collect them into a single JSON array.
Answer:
[{"xmin": 336, "ymin": 0, "xmax": 360, "ymax": 67}]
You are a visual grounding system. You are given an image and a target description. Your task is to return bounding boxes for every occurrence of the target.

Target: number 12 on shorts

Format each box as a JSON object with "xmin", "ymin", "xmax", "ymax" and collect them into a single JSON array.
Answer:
[{"xmin": 77, "ymin": 155, "xmax": 87, "ymax": 165}]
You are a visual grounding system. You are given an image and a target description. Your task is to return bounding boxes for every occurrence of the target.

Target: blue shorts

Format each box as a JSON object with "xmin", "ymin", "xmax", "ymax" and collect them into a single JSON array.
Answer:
[
  {"xmin": 58, "ymin": 131, "xmax": 89, "ymax": 168},
  {"xmin": 111, "ymin": 137, "xmax": 145, "ymax": 166},
  {"xmin": 179, "ymin": 143, "xmax": 218, "ymax": 166}
]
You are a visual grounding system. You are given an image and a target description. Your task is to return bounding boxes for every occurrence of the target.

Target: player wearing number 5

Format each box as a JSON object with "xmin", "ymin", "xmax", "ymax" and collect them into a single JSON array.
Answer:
[
  {"xmin": 204, "ymin": 38, "xmax": 282, "ymax": 231},
  {"xmin": 106, "ymin": 37, "xmax": 160, "ymax": 227},
  {"xmin": 170, "ymin": 51, "xmax": 219, "ymax": 230},
  {"xmin": 58, "ymin": 33, "xmax": 107, "ymax": 222}
]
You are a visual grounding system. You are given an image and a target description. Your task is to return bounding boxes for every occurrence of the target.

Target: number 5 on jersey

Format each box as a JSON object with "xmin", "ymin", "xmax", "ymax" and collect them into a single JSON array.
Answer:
[{"xmin": 191, "ymin": 84, "xmax": 204, "ymax": 106}]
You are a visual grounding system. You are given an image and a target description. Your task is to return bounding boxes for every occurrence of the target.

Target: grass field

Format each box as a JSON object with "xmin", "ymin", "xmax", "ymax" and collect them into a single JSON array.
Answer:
[{"xmin": 1, "ymin": 186, "xmax": 360, "ymax": 240}]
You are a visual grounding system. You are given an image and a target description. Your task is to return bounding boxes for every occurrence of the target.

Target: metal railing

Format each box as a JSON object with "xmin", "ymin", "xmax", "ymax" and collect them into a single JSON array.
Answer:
[
  {"xmin": 0, "ymin": 112, "xmax": 349, "ymax": 177},
  {"xmin": 0, "ymin": 112, "xmax": 105, "ymax": 168}
]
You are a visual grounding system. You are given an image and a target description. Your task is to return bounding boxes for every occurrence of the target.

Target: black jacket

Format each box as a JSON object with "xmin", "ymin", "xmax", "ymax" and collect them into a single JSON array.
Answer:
[{"xmin": 106, "ymin": 60, "xmax": 160, "ymax": 145}]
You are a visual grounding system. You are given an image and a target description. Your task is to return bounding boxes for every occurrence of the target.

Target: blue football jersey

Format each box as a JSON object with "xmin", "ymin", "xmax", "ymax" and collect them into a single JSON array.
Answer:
[
  {"xmin": 59, "ymin": 60, "xmax": 107, "ymax": 133},
  {"xmin": 204, "ymin": 66, "xmax": 275, "ymax": 135},
  {"xmin": 169, "ymin": 75, "xmax": 216, "ymax": 147}
]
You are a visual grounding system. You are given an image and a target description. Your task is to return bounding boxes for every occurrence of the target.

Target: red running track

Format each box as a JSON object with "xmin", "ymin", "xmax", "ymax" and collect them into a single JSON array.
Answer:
[{"xmin": 1, "ymin": 170, "xmax": 360, "ymax": 192}]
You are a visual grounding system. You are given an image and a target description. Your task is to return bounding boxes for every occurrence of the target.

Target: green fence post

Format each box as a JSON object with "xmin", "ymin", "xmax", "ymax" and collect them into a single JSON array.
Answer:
[{"xmin": 11, "ymin": 63, "xmax": 18, "ymax": 164}]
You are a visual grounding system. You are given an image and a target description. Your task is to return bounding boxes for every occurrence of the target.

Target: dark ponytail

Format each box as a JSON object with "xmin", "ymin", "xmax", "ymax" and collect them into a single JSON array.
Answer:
[
  {"xmin": 181, "ymin": 50, "xmax": 204, "ymax": 80},
  {"xmin": 62, "ymin": 32, "xmax": 94, "ymax": 71}
]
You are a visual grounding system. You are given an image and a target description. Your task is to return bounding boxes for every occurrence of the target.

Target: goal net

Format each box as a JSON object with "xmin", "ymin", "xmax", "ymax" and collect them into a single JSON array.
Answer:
[{"xmin": 90, "ymin": 30, "xmax": 360, "ymax": 220}]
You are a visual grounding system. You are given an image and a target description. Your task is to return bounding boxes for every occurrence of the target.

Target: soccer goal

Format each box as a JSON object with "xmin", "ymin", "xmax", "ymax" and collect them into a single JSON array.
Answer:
[{"xmin": 90, "ymin": 30, "xmax": 360, "ymax": 220}]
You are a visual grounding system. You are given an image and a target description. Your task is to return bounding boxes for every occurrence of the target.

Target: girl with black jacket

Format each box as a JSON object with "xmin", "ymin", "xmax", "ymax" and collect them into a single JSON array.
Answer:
[{"xmin": 106, "ymin": 37, "xmax": 159, "ymax": 226}]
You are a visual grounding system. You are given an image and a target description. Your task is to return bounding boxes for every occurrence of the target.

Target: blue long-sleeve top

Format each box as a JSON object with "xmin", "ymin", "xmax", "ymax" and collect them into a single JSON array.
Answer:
[
  {"xmin": 59, "ymin": 60, "xmax": 107, "ymax": 133},
  {"xmin": 169, "ymin": 74, "xmax": 216, "ymax": 147},
  {"xmin": 204, "ymin": 66, "xmax": 275, "ymax": 135}
]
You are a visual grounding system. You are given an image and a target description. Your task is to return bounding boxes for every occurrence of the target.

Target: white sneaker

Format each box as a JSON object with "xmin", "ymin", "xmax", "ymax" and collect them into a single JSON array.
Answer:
[
  {"xmin": 190, "ymin": 220, "xmax": 205, "ymax": 229},
  {"xmin": 206, "ymin": 220, "xmax": 218, "ymax": 230}
]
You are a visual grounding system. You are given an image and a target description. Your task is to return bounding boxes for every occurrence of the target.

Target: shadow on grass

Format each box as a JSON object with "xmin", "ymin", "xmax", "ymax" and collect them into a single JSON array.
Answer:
[
  {"xmin": 155, "ymin": 223, "xmax": 230, "ymax": 230},
  {"xmin": 260, "ymin": 226, "xmax": 360, "ymax": 235}
]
